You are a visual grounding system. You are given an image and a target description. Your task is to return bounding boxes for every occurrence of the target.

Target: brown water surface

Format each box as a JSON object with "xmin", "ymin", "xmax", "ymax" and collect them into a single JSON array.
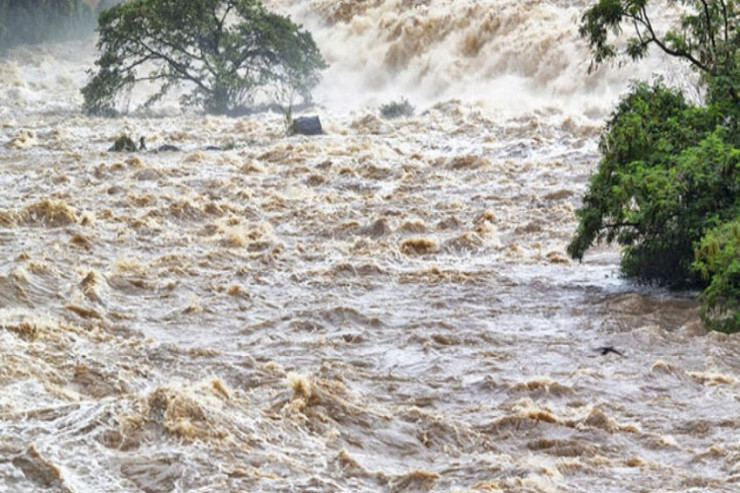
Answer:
[{"xmin": 1, "ymin": 1, "xmax": 738, "ymax": 492}]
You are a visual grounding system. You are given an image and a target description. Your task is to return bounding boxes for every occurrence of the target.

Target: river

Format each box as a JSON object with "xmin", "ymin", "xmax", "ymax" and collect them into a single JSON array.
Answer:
[{"xmin": 1, "ymin": 1, "xmax": 739, "ymax": 492}]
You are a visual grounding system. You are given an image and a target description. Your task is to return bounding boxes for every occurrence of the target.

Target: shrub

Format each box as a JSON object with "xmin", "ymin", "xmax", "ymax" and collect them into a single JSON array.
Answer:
[
  {"xmin": 693, "ymin": 217, "xmax": 740, "ymax": 333},
  {"xmin": 380, "ymin": 98, "xmax": 415, "ymax": 119}
]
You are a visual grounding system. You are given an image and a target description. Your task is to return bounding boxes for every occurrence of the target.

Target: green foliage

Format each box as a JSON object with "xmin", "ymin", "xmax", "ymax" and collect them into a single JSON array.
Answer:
[
  {"xmin": 579, "ymin": 0, "xmax": 739, "ymax": 106},
  {"xmin": 693, "ymin": 218, "xmax": 740, "ymax": 332},
  {"xmin": 380, "ymin": 98, "xmax": 415, "ymax": 119},
  {"xmin": 0, "ymin": 0, "xmax": 97, "ymax": 52},
  {"xmin": 572, "ymin": 0, "xmax": 740, "ymax": 331},
  {"xmin": 82, "ymin": 0, "xmax": 327, "ymax": 116},
  {"xmin": 568, "ymin": 81, "xmax": 738, "ymax": 287}
]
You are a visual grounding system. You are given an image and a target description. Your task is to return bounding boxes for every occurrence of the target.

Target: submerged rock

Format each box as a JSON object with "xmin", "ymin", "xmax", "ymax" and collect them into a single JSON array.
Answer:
[
  {"xmin": 108, "ymin": 135, "xmax": 138, "ymax": 152},
  {"xmin": 156, "ymin": 144, "xmax": 181, "ymax": 152},
  {"xmin": 291, "ymin": 115, "xmax": 323, "ymax": 136}
]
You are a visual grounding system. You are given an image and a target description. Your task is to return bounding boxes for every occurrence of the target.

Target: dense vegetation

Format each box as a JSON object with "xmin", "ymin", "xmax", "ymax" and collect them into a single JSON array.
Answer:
[
  {"xmin": 81, "ymin": 0, "xmax": 327, "ymax": 116},
  {"xmin": 570, "ymin": 0, "xmax": 739, "ymax": 331},
  {"xmin": 380, "ymin": 98, "xmax": 415, "ymax": 119},
  {"xmin": 0, "ymin": 0, "xmax": 99, "ymax": 52}
]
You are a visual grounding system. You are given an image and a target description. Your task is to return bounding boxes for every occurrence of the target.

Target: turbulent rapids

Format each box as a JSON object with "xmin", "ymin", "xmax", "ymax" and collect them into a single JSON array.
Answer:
[{"xmin": 1, "ymin": 1, "xmax": 739, "ymax": 492}]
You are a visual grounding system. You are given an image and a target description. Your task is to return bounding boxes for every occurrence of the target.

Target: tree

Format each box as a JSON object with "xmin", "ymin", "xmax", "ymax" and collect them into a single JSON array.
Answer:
[
  {"xmin": 81, "ymin": 0, "xmax": 327, "ymax": 116},
  {"xmin": 568, "ymin": 81, "xmax": 738, "ymax": 285},
  {"xmin": 570, "ymin": 0, "xmax": 740, "ymax": 331},
  {"xmin": 579, "ymin": 0, "xmax": 739, "ymax": 106}
]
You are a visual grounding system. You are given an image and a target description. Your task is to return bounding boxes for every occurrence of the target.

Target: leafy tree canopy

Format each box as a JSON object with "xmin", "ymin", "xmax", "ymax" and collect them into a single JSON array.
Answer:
[
  {"xmin": 81, "ymin": 0, "xmax": 327, "ymax": 116},
  {"xmin": 580, "ymin": 0, "xmax": 738, "ymax": 106},
  {"xmin": 571, "ymin": 0, "xmax": 740, "ymax": 331}
]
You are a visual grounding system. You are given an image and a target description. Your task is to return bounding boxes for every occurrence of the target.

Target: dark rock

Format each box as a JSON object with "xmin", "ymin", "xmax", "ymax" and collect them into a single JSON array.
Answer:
[
  {"xmin": 108, "ymin": 135, "xmax": 137, "ymax": 152},
  {"xmin": 291, "ymin": 116, "xmax": 323, "ymax": 136},
  {"xmin": 156, "ymin": 144, "xmax": 181, "ymax": 152}
]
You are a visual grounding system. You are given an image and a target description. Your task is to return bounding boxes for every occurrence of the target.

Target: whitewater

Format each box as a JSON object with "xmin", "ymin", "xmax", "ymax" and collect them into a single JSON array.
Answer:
[{"xmin": 1, "ymin": 1, "xmax": 739, "ymax": 492}]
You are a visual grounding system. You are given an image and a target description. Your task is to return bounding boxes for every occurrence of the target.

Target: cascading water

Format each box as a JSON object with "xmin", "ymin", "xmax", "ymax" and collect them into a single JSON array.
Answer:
[{"xmin": 1, "ymin": 1, "xmax": 737, "ymax": 492}]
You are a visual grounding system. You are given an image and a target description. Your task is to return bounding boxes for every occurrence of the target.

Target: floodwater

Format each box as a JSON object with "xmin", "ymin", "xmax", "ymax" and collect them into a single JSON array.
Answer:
[{"xmin": 1, "ymin": 1, "xmax": 738, "ymax": 492}]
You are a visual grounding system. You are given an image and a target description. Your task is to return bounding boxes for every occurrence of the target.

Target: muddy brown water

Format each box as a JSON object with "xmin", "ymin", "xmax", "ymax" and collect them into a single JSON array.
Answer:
[{"xmin": 1, "ymin": 1, "xmax": 739, "ymax": 492}]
